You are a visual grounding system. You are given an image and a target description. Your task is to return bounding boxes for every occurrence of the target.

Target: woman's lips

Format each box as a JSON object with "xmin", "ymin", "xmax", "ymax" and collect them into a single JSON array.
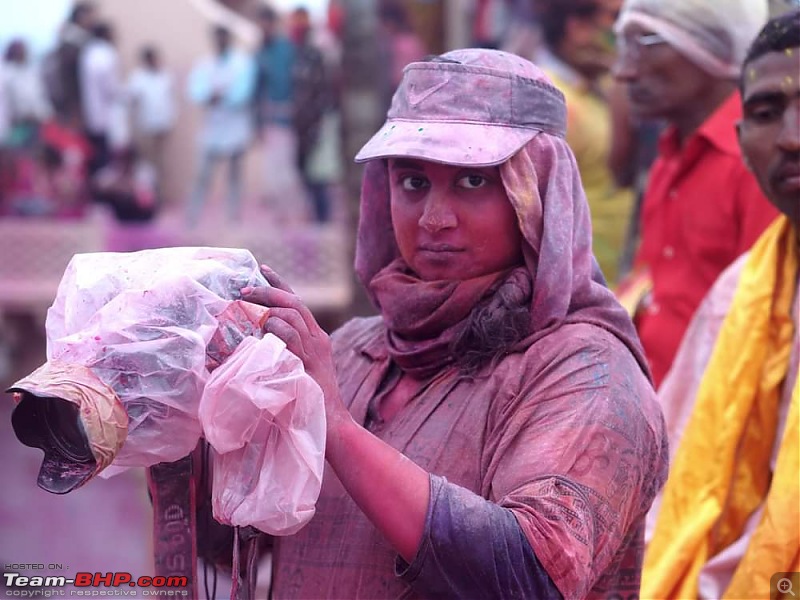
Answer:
[{"xmin": 418, "ymin": 244, "xmax": 465, "ymax": 253}]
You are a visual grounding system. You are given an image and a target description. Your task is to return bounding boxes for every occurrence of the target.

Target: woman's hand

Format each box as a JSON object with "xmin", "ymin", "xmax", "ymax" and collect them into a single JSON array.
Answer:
[
  {"xmin": 240, "ymin": 265, "xmax": 353, "ymax": 445},
  {"xmin": 243, "ymin": 267, "xmax": 430, "ymax": 562}
]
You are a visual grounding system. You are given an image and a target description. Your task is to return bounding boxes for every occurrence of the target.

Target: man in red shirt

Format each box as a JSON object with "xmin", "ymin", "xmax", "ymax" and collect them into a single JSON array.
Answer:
[{"xmin": 613, "ymin": 0, "xmax": 779, "ymax": 388}]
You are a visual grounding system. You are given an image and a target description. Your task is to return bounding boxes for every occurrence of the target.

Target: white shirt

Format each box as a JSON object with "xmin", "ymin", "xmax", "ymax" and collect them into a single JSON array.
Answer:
[
  {"xmin": 80, "ymin": 39, "xmax": 122, "ymax": 135},
  {"xmin": 651, "ymin": 253, "xmax": 798, "ymax": 599},
  {"xmin": 187, "ymin": 50, "xmax": 254, "ymax": 154},
  {"xmin": 127, "ymin": 67, "xmax": 176, "ymax": 135},
  {"xmin": 0, "ymin": 64, "xmax": 9, "ymax": 140},
  {"xmin": 1, "ymin": 62, "xmax": 53, "ymax": 123}
]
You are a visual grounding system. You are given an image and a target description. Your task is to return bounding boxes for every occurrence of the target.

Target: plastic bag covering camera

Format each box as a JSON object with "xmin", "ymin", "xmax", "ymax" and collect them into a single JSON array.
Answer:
[{"xmin": 8, "ymin": 247, "xmax": 326, "ymax": 535}]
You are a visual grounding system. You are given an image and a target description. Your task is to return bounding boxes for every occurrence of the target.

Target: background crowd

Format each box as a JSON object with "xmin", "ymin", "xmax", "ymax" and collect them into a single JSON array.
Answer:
[{"xmin": 0, "ymin": 1, "xmax": 347, "ymax": 226}]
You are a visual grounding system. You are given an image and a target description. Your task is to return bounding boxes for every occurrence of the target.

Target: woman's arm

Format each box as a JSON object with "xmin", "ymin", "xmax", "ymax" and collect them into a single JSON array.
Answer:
[
  {"xmin": 326, "ymin": 413, "xmax": 430, "ymax": 562},
  {"xmin": 241, "ymin": 266, "xmax": 429, "ymax": 563},
  {"xmin": 242, "ymin": 270, "xmax": 561, "ymax": 597}
]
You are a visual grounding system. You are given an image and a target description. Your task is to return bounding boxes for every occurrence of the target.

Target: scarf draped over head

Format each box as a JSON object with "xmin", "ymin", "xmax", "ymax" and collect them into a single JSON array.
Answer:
[{"xmin": 354, "ymin": 50, "xmax": 649, "ymax": 380}]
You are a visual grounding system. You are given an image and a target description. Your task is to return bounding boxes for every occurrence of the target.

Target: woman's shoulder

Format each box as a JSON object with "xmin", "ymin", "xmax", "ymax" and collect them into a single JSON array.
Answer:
[
  {"xmin": 511, "ymin": 322, "xmax": 660, "ymax": 422},
  {"xmin": 522, "ymin": 322, "xmax": 642, "ymax": 370},
  {"xmin": 512, "ymin": 322, "xmax": 667, "ymax": 470}
]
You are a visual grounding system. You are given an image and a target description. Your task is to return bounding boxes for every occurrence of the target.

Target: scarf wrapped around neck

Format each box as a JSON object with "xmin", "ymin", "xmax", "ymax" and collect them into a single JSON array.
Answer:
[
  {"xmin": 355, "ymin": 133, "xmax": 650, "ymax": 382},
  {"xmin": 369, "ymin": 259, "xmax": 532, "ymax": 379}
]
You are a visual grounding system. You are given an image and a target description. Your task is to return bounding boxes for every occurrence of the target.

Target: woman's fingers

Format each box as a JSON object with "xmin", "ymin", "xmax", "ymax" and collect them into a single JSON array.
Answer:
[
  {"xmin": 265, "ymin": 307, "xmax": 309, "ymax": 339},
  {"xmin": 241, "ymin": 284, "xmax": 318, "ymax": 333},
  {"xmin": 260, "ymin": 265, "xmax": 295, "ymax": 294},
  {"xmin": 263, "ymin": 315, "xmax": 304, "ymax": 357},
  {"xmin": 239, "ymin": 284, "xmax": 269, "ymax": 306},
  {"xmin": 241, "ymin": 284, "xmax": 298, "ymax": 310}
]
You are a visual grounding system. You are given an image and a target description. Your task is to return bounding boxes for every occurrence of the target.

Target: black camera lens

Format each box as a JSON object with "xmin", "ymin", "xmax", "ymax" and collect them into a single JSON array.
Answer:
[{"xmin": 9, "ymin": 391, "xmax": 96, "ymax": 494}]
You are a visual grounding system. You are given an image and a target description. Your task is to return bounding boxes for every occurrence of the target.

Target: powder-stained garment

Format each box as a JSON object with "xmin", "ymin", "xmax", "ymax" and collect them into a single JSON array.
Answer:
[
  {"xmin": 272, "ymin": 316, "xmax": 667, "ymax": 599},
  {"xmin": 272, "ymin": 49, "xmax": 669, "ymax": 599}
]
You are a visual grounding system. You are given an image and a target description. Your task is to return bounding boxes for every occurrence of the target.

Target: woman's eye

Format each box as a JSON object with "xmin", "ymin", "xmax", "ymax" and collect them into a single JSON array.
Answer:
[
  {"xmin": 458, "ymin": 174, "xmax": 487, "ymax": 189},
  {"xmin": 401, "ymin": 175, "xmax": 428, "ymax": 191}
]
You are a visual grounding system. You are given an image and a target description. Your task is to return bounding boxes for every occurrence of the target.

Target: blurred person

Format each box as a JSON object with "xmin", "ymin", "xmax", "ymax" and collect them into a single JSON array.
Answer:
[
  {"xmin": 252, "ymin": 5, "xmax": 306, "ymax": 222},
  {"xmin": 643, "ymin": 12, "xmax": 800, "ymax": 598},
  {"xmin": 1, "ymin": 39, "xmax": 53, "ymax": 147},
  {"xmin": 535, "ymin": 0, "xmax": 635, "ymax": 285},
  {"xmin": 242, "ymin": 48, "xmax": 668, "ymax": 599},
  {"xmin": 327, "ymin": 0, "xmax": 345, "ymax": 41},
  {"xmin": 47, "ymin": 1, "xmax": 98, "ymax": 128},
  {"xmin": 472, "ymin": 0, "xmax": 512, "ymax": 49},
  {"xmin": 0, "ymin": 118, "xmax": 93, "ymax": 220},
  {"xmin": 80, "ymin": 22, "xmax": 123, "ymax": 178},
  {"xmin": 607, "ymin": 80, "xmax": 662, "ymax": 279},
  {"xmin": 187, "ymin": 25, "xmax": 256, "ymax": 227},
  {"xmin": 2, "ymin": 141, "xmax": 84, "ymax": 218},
  {"xmin": 93, "ymin": 147, "xmax": 158, "ymax": 224},
  {"xmin": 289, "ymin": 7, "xmax": 333, "ymax": 223},
  {"xmin": 253, "ymin": 5, "xmax": 294, "ymax": 129},
  {"xmin": 126, "ymin": 45, "xmax": 176, "ymax": 187},
  {"xmin": 613, "ymin": 0, "xmax": 779, "ymax": 388},
  {"xmin": 377, "ymin": 4, "xmax": 428, "ymax": 114}
]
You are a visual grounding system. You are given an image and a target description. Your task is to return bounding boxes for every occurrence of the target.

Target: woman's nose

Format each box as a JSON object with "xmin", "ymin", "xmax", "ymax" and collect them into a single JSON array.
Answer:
[{"xmin": 419, "ymin": 194, "xmax": 457, "ymax": 232}]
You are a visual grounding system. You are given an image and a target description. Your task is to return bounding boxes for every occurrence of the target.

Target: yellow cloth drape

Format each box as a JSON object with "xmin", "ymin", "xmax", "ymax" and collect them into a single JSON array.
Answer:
[{"xmin": 642, "ymin": 216, "xmax": 800, "ymax": 599}]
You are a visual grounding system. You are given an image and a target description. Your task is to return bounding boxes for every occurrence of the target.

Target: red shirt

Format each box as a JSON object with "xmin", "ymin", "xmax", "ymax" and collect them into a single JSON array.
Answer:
[{"xmin": 634, "ymin": 92, "xmax": 779, "ymax": 388}]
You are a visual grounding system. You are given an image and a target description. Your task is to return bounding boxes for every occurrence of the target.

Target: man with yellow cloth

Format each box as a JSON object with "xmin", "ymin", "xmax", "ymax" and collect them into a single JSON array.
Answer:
[{"xmin": 642, "ymin": 10, "xmax": 800, "ymax": 600}]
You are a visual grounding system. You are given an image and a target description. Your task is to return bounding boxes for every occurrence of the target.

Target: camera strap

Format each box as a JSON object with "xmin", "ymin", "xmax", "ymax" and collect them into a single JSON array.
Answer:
[{"xmin": 147, "ymin": 455, "xmax": 198, "ymax": 600}]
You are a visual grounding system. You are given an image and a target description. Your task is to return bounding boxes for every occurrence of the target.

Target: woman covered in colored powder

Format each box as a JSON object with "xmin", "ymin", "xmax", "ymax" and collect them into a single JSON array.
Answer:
[{"xmin": 243, "ymin": 48, "xmax": 668, "ymax": 599}]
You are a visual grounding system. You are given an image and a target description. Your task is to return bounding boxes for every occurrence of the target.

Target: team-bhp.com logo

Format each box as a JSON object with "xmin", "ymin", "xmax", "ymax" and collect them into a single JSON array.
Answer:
[{"xmin": 4, "ymin": 572, "xmax": 189, "ymax": 597}]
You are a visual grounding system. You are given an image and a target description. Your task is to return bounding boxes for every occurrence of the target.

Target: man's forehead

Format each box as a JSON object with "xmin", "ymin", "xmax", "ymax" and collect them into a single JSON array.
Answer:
[{"xmin": 743, "ymin": 46, "xmax": 800, "ymax": 98}]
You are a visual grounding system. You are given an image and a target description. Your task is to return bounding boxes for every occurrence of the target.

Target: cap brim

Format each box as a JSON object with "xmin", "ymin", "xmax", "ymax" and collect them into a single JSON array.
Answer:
[{"xmin": 354, "ymin": 120, "xmax": 540, "ymax": 166}]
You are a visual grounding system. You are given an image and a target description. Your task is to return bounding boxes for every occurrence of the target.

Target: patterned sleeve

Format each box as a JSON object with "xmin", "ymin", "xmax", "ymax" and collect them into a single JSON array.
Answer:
[
  {"xmin": 398, "ymin": 474, "xmax": 562, "ymax": 599},
  {"xmin": 485, "ymin": 330, "xmax": 668, "ymax": 599}
]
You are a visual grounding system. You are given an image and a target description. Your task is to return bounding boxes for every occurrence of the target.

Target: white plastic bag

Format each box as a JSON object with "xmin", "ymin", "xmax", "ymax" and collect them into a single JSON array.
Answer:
[{"xmin": 200, "ymin": 335, "xmax": 325, "ymax": 535}]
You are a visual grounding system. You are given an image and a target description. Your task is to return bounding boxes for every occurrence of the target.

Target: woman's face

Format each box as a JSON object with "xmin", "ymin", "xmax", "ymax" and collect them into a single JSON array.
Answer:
[{"xmin": 388, "ymin": 158, "xmax": 523, "ymax": 281}]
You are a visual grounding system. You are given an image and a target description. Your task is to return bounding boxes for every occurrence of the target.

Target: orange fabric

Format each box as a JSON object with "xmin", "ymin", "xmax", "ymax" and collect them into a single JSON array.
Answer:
[{"xmin": 643, "ymin": 217, "xmax": 799, "ymax": 599}]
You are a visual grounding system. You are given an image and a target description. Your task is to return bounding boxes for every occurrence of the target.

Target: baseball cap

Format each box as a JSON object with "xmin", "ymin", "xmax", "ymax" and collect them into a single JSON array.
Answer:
[{"xmin": 355, "ymin": 48, "xmax": 567, "ymax": 167}]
